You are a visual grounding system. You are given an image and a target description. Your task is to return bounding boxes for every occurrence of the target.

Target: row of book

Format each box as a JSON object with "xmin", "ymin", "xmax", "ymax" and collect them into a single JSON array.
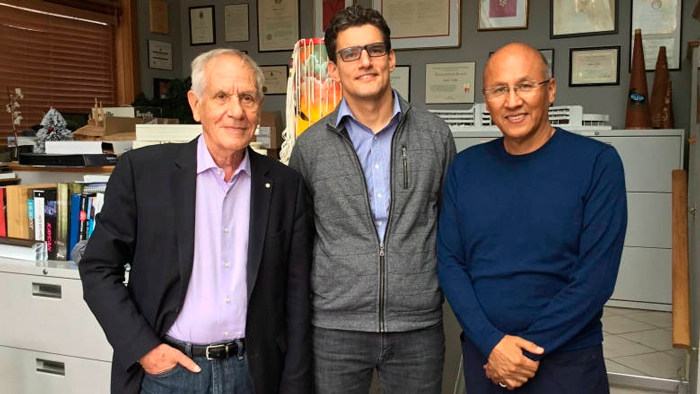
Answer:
[{"xmin": 0, "ymin": 181, "xmax": 107, "ymax": 261}]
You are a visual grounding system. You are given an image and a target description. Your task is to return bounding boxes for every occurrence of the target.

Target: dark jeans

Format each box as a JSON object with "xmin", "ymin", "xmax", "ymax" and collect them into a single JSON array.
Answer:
[
  {"xmin": 461, "ymin": 334, "xmax": 609, "ymax": 394},
  {"xmin": 140, "ymin": 338, "xmax": 254, "ymax": 394},
  {"xmin": 312, "ymin": 323, "xmax": 445, "ymax": 394}
]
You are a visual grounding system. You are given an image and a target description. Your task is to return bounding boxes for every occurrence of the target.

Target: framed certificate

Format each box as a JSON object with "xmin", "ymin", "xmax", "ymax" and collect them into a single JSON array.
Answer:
[
  {"xmin": 551, "ymin": 0, "xmax": 617, "ymax": 38},
  {"xmin": 148, "ymin": 40, "xmax": 173, "ymax": 70},
  {"xmin": 425, "ymin": 62, "xmax": 475, "ymax": 104},
  {"xmin": 631, "ymin": 0, "xmax": 682, "ymax": 70},
  {"xmin": 260, "ymin": 65, "xmax": 289, "ymax": 95},
  {"xmin": 372, "ymin": 0, "xmax": 460, "ymax": 49},
  {"xmin": 189, "ymin": 6, "xmax": 215, "ymax": 46},
  {"xmin": 391, "ymin": 65, "xmax": 411, "ymax": 101},
  {"xmin": 149, "ymin": 0, "xmax": 169, "ymax": 34},
  {"xmin": 258, "ymin": 0, "xmax": 300, "ymax": 52},
  {"xmin": 314, "ymin": 0, "xmax": 354, "ymax": 38},
  {"xmin": 225, "ymin": 4, "xmax": 249, "ymax": 42},
  {"xmin": 569, "ymin": 46, "xmax": 620, "ymax": 86},
  {"xmin": 478, "ymin": 0, "xmax": 529, "ymax": 31}
]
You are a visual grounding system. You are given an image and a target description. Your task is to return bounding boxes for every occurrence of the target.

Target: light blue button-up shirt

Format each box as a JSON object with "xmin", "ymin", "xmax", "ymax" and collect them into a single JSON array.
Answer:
[{"xmin": 336, "ymin": 92, "xmax": 401, "ymax": 242}]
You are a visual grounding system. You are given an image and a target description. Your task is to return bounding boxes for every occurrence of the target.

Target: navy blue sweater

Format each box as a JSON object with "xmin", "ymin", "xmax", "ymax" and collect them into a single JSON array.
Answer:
[{"xmin": 437, "ymin": 129, "xmax": 627, "ymax": 359}]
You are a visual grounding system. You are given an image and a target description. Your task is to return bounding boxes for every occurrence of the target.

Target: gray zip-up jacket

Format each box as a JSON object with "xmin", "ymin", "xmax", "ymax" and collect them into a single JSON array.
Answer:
[{"xmin": 289, "ymin": 95, "xmax": 456, "ymax": 332}]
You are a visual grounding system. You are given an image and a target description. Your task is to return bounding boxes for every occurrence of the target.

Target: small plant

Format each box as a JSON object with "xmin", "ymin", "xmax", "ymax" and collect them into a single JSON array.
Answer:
[{"xmin": 5, "ymin": 87, "xmax": 23, "ymax": 143}]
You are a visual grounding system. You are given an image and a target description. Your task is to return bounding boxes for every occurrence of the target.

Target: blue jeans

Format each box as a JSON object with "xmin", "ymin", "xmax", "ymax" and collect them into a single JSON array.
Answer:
[
  {"xmin": 313, "ymin": 323, "xmax": 445, "ymax": 394},
  {"xmin": 140, "ymin": 339, "xmax": 255, "ymax": 394}
]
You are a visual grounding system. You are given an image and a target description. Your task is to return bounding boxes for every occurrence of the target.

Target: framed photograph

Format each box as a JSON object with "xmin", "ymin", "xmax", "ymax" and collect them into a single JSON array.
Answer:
[
  {"xmin": 569, "ymin": 46, "xmax": 620, "ymax": 86},
  {"xmin": 258, "ymin": 0, "xmax": 300, "ymax": 52},
  {"xmin": 260, "ymin": 65, "xmax": 289, "ymax": 95},
  {"xmin": 314, "ymin": 0, "xmax": 354, "ymax": 38},
  {"xmin": 425, "ymin": 62, "xmax": 475, "ymax": 104},
  {"xmin": 631, "ymin": 0, "xmax": 682, "ymax": 70},
  {"xmin": 391, "ymin": 66, "xmax": 411, "ymax": 101},
  {"xmin": 225, "ymin": 4, "xmax": 249, "ymax": 42},
  {"xmin": 551, "ymin": 0, "xmax": 617, "ymax": 38},
  {"xmin": 478, "ymin": 0, "xmax": 529, "ymax": 31},
  {"xmin": 149, "ymin": 0, "xmax": 169, "ymax": 34},
  {"xmin": 189, "ymin": 6, "xmax": 215, "ymax": 46},
  {"xmin": 148, "ymin": 40, "xmax": 173, "ymax": 70},
  {"xmin": 153, "ymin": 78, "xmax": 172, "ymax": 100},
  {"xmin": 372, "ymin": 0, "xmax": 460, "ymax": 49}
]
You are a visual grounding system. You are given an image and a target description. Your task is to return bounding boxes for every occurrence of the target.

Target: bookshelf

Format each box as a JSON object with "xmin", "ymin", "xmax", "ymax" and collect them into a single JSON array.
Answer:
[{"xmin": 8, "ymin": 164, "xmax": 113, "ymax": 184}]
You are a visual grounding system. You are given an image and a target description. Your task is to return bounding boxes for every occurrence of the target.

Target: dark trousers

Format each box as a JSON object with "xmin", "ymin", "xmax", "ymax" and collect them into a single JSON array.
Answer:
[{"xmin": 461, "ymin": 334, "xmax": 609, "ymax": 394}]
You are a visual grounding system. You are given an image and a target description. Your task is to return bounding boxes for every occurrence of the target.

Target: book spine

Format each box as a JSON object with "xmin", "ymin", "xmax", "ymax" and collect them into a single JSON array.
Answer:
[
  {"xmin": 33, "ymin": 190, "xmax": 45, "ymax": 241},
  {"xmin": 56, "ymin": 183, "xmax": 69, "ymax": 260},
  {"xmin": 27, "ymin": 192, "xmax": 34, "ymax": 239},
  {"xmin": 0, "ymin": 188, "xmax": 6, "ymax": 238},
  {"xmin": 69, "ymin": 193, "xmax": 81, "ymax": 258},
  {"xmin": 78, "ymin": 194, "xmax": 90, "ymax": 241},
  {"xmin": 44, "ymin": 189, "xmax": 57, "ymax": 260}
]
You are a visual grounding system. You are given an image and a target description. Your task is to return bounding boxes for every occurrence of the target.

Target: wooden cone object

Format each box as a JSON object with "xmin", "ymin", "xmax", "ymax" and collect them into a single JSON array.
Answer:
[
  {"xmin": 650, "ymin": 46, "xmax": 674, "ymax": 128},
  {"xmin": 625, "ymin": 29, "xmax": 652, "ymax": 129}
]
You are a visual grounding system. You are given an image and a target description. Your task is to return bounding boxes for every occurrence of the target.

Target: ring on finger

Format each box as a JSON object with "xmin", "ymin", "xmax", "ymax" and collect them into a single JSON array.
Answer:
[{"xmin": 499, "ymin": 382, "xmax": 508, "ymax": 388}]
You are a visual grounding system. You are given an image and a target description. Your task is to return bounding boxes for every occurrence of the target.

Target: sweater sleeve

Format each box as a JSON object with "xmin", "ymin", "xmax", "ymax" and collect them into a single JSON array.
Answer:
[
  {"xmin": 437, "ymin": 158, "xmax": 506, "ymax": 358},
  {"xmin": 520, "ymin": 147, "xmax": 627, "ymax": 357}
]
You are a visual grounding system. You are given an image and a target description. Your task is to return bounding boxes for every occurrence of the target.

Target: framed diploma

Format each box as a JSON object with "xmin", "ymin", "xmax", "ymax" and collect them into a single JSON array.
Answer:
[
  {"xmin": 372, "ymin": 0, "xmax": 460, "ymax": 49},
  {"xmin": 569, "ymin": 46, "xmax": 620, "ymax": 86},
  {"xmin": 189, "ymin": 6, "xmax": 215, "ymax": 46},
  {"xmin": 149, "ymin": 0, "xmax": 169, "ymax": 34},
  {"xmin": 258, "ymin": 0, "xmax": 300, "ymax": 52},
  {"xmin": 148, "ymin": 40, "xmax": 173, "ymax": 70},
  {"xmin": 425, "ymin": 62, "xmax": 475, "ymax": 104},
  {"xmin": 314, "ymin": 0, "xmax": 354, "ymax": 38},
  {"xmin": 391, "ymin": 66, "xmax": 411, "ymax": 101},
  {"xmin": 551, "ymin": 0, "xmax": 617, "ymax": 38},
  {"xmin": 478, "ymin": 0, "xmax": 529, "ymax": 31},
  {"xmin": 225, "ymin": 4, "xmax": 249, "ymax": 42},
  {"xmin": 631, "ymin": 0, "xmax": 682, "ymax": 70},
  {"xmin": 260, "ymin": 65, "xmax": 289, "ymax": 95}
]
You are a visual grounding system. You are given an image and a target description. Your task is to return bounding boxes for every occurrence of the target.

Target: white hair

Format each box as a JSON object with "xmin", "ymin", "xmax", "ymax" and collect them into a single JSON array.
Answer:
[{"xmin": 190, "ymin": 48, "xmax": 265, "ymax": 100}]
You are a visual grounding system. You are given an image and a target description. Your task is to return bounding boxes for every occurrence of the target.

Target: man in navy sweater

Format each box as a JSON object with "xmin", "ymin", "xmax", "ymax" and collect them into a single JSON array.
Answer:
[{"xmin": 437, "ymin": 42, "xmax": 627, "ymax": 393}]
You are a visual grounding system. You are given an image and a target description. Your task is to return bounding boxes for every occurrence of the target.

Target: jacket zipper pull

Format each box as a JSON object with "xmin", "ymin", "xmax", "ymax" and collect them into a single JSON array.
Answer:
[
  {"xmin": 379, "ymin": 243, "xmax": 385, "ymax": 257},
  {"xmin": 402, "ymin": 146, "xmax": 408, "ymax": 189}
]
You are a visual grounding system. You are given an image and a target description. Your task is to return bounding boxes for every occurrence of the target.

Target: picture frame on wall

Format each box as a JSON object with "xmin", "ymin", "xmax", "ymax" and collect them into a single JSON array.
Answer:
[
  {"xmin": 477, "ymin": 0, "xmax": 529, "ymax": 31},
  {"xmin": 189, "ymin": 6, "xmax": 215, "ymax": 46},
  {"xmin": 371, "ymin": 0, "xmax": 460, "ymax": 49},
  {"xmin": 258, "ymin": 0, "xmax": 300, "ymax": 52},
  {"xmin": 569, "ymin": 46, "xmax": 620, "ymax": 87},
  {"xmin": 225, "ymin": 4, "xmax": 249, "ymax": 42},
  {"xmin": 551, "ymin": 0, "xmax": 617, "ymax": 38},
  {"xmin": 260, "ymin": 65, "xmax": 289, "ymax": 95},
  {"xmin": 631, "ymin": 0, "xmax": 682, "ymax": 70},
  {"xmin": 391, "ymin": 65, "xmax": 410, "ymax": 101},
  {"xmin": 314, "ymin": 0, "xmax": 354, "ymax": 38},
  {"xmin": 425, "ymin": 62, "xmax": 475, "ymax": 104},
  {"xmin": 148, "ymin": 40, "xmax": 173, "ymax": 70},
  {"xmin": 153, "ymin": 78, "xmax": 172, "ymax": 99},
  {"xmin": 149, "ymin": 0, "xmax": 169, "ymax": 34}
]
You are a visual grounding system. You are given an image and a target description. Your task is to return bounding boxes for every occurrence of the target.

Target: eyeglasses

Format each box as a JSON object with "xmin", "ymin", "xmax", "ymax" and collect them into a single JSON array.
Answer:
[
  {"xmin": 336, "ymin": 42, "xmax": 389, "ymax": 62},
  {"xmin": 482, "ymin": 79, "xmax": 551, "ymax": 102}
]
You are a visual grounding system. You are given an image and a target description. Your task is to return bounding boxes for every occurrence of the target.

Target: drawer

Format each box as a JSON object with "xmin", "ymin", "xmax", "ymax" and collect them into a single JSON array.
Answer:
[
  {"xmin": 591, "ymin": 136, "xmax": 682, "ymax": 192},
  {"xmin": 610, "ymin": 247, "xmax": 671, "ymax": 305},
  {"xmin": 0, "ymin": 345, "xmax": 110, "ymax": 394},
  {"xmin": 625, "ymin": 193, "xmax": 670, "ymax": 249},
  {"xmin": 0, "ymin": 273, "xmax": 112, "ymax": 361}
]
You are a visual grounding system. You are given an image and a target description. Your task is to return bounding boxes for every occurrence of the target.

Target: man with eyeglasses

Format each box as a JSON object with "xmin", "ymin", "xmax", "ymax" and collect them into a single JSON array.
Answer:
[
  {"xmin": 289, "ymin": 5, "xmax": 455, "ymax": 394},
  {"xmin": 437, "ymin": 42, "xmax": 627, "ymax": 393},
  {"xmin": 80, "ymin": 48, "xmax": 313, "ymax": 394}
]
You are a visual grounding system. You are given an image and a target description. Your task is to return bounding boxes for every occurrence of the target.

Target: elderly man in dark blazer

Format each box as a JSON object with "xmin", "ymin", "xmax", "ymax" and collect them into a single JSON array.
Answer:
[{"xmin": 79, "ymin": 48, "xmax": 313, "ymax": 394}]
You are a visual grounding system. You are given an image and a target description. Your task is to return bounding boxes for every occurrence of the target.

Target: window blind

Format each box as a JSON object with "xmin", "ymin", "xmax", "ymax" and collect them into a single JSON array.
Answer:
[{"xmin": 0, "ymin": 2, "xmax": 116, "ymax": 143}]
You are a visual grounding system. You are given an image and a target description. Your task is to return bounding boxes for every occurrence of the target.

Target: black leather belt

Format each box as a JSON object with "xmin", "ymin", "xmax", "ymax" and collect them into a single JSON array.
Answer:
[{"xmin": 166, "ymin": 338, "xmax": 245, "ymax": 360}]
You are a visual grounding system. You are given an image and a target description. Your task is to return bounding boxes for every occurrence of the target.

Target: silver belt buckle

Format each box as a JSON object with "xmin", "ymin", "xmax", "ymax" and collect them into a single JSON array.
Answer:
[{"xmin": 205, "ymin": 344, "xmax": 228, "ymax": 360}]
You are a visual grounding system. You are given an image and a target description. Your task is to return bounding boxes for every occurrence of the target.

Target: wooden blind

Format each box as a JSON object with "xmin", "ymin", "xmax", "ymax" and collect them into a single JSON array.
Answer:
[{"xmin": 0, "ymin": 2, "xmax": 116, "ymax": 143}]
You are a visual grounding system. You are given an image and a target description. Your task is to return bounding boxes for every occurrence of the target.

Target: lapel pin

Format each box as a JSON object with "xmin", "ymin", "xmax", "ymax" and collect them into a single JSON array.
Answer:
[{"xmin": 265, "ymin": 182, "xmax": 271, "ymax": 189}]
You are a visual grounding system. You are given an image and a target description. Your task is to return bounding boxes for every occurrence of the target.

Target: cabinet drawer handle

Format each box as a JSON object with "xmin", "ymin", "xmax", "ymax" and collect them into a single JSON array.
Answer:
[
  {"xmin": 32, "ymin": 283, "xmax": 62, "ymax": 299},
  {"xmin": 36, "ymin": 359, "xmax": 65, "ymax": 376}
]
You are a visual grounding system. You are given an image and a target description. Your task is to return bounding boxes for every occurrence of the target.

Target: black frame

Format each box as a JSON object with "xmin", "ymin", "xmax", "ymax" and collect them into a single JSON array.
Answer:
[
  {"xmin": 153, "ymin": 78, "xmax": 172, "ymax": 100},
  {"xmin": 550, "ymin": 0, "xmax": 618, "ymax": 39},
  {"xmin": 189, "ymin": 5, "xmax": 216, "ymax": 46},
  {"xmin": 259, "ymin": 65, "xmax": 289, "ymax": 95},
  {"xmin": 568, "ymin": 46, "xmax": 621, "ymax": 87}
]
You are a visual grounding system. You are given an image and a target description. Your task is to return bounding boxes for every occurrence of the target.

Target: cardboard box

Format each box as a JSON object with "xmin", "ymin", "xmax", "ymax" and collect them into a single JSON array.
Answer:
[{"xmin": 256, "ymin": 111, "xmax": 283, "ymax": 149}]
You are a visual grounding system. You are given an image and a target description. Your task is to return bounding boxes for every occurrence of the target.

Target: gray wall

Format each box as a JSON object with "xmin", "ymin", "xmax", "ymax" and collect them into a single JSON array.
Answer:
[
  {"xmin": 138, "ymin": 0, "xmax": 183, "ymax": 99},
  {"xmin": 138, "ymin": 0, "xmax": 699, "ymax": 131}
]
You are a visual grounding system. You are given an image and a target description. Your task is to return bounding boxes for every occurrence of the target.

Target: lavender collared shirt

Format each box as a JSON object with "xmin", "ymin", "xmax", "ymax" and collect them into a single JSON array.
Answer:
[
  {"xmin": 166, "ymin": 135, "xmax": 251, "ymax": 344},
  {"xmin": 337, "ymin": 91, "xmax": 401, "ymax": 242}
]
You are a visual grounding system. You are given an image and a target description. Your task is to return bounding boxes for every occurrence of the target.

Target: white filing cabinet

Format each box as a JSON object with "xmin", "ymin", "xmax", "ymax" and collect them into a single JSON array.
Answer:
[
  {"xmin": 0, "ymin": 258, "xmax": 112, "ymax": 393},
  {"xmin": 452, "ymin": 128, "xmax": 685, "ymax": 311}
]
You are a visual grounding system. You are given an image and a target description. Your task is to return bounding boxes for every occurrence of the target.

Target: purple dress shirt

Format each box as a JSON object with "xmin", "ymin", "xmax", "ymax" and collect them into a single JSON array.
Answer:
[
  {"xmin": 166, "ymin": 135, "xmax": 251, "ymax": 344},
  {"xmin": 337, "ymin": 91, "xmax": 401, "ymax": 242}
]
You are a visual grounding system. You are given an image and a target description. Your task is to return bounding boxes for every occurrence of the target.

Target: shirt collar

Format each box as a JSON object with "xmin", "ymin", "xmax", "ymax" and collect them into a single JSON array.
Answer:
[
  {"xmin": 196, "ymin": 134, "xmax": 251, "ymax": 178},
  {"xmin": 335, "ymin": 89, "xmax": 402, "ymax": 129}
]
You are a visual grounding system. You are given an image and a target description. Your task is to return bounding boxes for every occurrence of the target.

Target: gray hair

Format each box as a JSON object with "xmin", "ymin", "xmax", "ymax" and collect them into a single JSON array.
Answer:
[{"xmin": 190, "ymin": 48, "xmax": 265, "ymax": 100}]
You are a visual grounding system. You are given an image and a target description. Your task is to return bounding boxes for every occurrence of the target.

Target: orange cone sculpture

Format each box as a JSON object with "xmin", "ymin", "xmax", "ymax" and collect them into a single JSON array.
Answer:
[
  {"xmin": 625, "ymin": 29, "xmax": 652, "ymax": 129},
  {"xmin": 650, "ymin": 46, "xmax": 674, "ymax": 129}
]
